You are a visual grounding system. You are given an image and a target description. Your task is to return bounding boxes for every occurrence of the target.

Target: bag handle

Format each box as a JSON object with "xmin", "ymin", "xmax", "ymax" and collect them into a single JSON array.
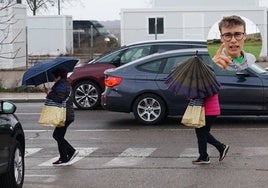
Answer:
[{"xmin": 64, "ymin": 89, "xmax": 72, "ymax": 102}]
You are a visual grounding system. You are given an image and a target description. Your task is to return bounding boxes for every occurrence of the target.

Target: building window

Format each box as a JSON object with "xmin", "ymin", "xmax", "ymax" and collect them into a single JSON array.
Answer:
[{"xmin": 148, "ymin": 17, "xmax": 164, "ymax": 34}]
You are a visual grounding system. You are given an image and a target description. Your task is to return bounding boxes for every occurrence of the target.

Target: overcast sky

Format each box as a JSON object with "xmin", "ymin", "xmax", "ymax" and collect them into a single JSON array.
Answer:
[
  {"xmin": 35, "ymin": 0, "xmax": 268, "ymax": 21},
  {"xmin": 39, "ymin": 0, "xmax": 152, "ymax": 21}
]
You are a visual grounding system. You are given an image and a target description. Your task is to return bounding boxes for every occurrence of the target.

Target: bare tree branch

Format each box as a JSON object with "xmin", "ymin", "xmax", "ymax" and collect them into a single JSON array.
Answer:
[
  {"xmin": 24, "ymin": 0, "xmax": 81, "ymax": 16},
  {"xmin": 0, "ymin": 1, "xmax": 23, "ymax": 60}
]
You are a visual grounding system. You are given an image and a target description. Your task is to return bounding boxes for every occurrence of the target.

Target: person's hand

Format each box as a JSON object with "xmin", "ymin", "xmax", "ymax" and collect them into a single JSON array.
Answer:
[
  {"xmin": 212, "ymin": 43, "xmax": 232, "ymax": 69},
  {"xmin": 43, "ymin": 85, "xmax": 51, "ymax": 95}
]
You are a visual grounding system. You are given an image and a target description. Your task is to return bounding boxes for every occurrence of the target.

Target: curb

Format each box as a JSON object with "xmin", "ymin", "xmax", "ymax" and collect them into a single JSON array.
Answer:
[{"xmin": 0, "ymin": 93, "xmax": 46, "ymax": 103}]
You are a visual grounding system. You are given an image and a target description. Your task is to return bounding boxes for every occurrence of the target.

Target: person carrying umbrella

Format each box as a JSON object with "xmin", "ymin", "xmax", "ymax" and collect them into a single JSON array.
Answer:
[
  {"xmin": 192, "ymin": 94, "xmax": 229, "ymax": 165},
  {"xmin": 44, "ymin": 68, "xmax": 78, "ymax": 166},
  {"xmin": 165, "ymin": 56, "xmax": 229, "ymax": 164}
]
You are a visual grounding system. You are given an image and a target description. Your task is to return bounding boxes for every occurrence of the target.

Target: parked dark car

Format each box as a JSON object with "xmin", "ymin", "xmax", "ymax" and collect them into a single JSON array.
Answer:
[
  {"xmin": 68, "ymin": 40, "xmax": 207, "ymax": 110},
  {"xmin": 101, "ymin": 48, "xmax": 268, "ymax": 125},
  {"xmin": 0, "ymin": 101, "xmax": 25, "ymax": 188}
]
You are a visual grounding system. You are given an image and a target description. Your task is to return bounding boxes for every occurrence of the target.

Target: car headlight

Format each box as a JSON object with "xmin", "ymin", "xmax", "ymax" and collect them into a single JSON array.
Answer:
[{"xmin": 104, "ymin": 37, "xmax": 111, "ymax": 42}]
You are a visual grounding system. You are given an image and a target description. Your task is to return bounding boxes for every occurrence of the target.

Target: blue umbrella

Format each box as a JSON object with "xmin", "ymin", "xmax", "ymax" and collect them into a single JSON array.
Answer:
[{"xmin": 22, "ymin": 57, "xmax": 79, "ymax": 86}]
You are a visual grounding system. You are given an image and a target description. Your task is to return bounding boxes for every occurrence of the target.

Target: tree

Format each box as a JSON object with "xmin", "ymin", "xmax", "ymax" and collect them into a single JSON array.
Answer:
[
  {"xmin": 0, "ymin": 0, "xmax": 22, "ymax": 60},
  {"xmin": 25, "ymin": 0, "xmax": 55, "ymax": 15},
  {"xmin": 24, "ymin": 0, "xmax": 80, "ymax": 16}
]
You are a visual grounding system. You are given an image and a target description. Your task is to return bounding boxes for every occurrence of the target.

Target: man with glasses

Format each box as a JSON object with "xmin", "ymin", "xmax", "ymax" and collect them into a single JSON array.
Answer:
[{"xmin": 212, "ymin": 15, "xmax": 256, "ymax": 71}]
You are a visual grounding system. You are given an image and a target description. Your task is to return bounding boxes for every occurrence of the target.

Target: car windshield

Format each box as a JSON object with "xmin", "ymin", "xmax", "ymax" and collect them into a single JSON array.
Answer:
[
  {"xmin": 89, "ymin": 50, "xmax": 122, "ymax": 64},
  {"xmin": 96, "ymin": 27, "xmax": 109, "ymax": 35},
  {"xmin": 249, "ymin": 63, "xmax": 267, "ymax": 74}
]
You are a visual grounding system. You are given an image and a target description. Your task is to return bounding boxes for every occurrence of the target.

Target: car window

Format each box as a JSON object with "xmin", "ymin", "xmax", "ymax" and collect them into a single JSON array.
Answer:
[
  {"xmin": 201, "ymin": 55, "xmax": 236, "ymax": 76},
  {"xmin": 137, "ymin": 59, "xmax": 162, "ymax": 73},
  {"xmin": 96, "ymin": 50, "xmax": 122, "ymax": 63},
  {"xmin": 120, "ymin": 46, "xmax": 151, "ymax": 64},
  {"xmin": 248, "ymin": 63, "xmax": 267, "ymax": 74},
  {"xmin": 162, "ymin": 55, "xmax": 193, "ymax": 74},
  {"xmin": 155, "ymin": 44, "xmax": 203, "ymax": 53}
]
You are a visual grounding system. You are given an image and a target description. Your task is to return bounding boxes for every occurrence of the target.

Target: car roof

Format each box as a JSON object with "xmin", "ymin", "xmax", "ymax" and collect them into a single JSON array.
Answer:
[
  {"xmin": 115, "ymin": 48, "xmax": 209, "ymax": 70},
  {"xmin": 141, "ymin": 48, "xmax": 209, "ymax": 58},
  {"xmin": 90, "ymin": 40, "xmax": 207, "ymax": 64},
  {"xmin": 125, "ymin": 39, "xmax": 207, "ymax": 47}
]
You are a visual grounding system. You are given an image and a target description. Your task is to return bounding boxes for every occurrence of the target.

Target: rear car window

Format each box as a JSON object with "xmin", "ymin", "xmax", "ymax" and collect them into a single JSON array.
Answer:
[
  {"xmin": 137, "ymin": 60, "xmax": 162, "ymax": 73},
  {"xmin": 162, "ymin": 55, "xmax": 193, "ymax": 74}
]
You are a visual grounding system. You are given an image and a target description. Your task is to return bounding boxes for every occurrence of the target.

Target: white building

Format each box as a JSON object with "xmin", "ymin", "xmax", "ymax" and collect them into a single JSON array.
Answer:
[
  {"xmin": 27, "ymin": 15, "xmax": 73, "ymax": 56},
  {"xmin": 0, "ymin": 3, "xmax": 26, "ymax": 69},
  {"xmin": 120, "ymin": 0, "xmax": 267, "ymax": 56}
]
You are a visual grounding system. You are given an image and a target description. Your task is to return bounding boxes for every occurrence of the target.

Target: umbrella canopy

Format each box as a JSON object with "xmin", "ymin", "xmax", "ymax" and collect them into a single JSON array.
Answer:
[
  {"xmin": 22, "ymin": 57, "xmax": 79, "ymax": 86},
  {"xmin": 165, "ymin": 56, "xmax": 221, "ymax": 99}
]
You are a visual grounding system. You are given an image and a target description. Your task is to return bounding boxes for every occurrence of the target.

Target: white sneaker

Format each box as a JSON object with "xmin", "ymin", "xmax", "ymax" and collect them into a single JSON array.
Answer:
[{"xmin": 68, "ymin": 150, "xmax": 79, "ymax": 162}]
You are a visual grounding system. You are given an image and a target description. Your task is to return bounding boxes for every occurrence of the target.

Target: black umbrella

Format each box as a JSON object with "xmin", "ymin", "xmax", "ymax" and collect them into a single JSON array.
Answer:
[{"xmin": 165, "ymin": 55, "xmax": 221, "ymax": 99}]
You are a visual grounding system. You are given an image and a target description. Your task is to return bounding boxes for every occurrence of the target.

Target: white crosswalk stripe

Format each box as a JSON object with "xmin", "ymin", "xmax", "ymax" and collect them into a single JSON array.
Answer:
[
  {"xmin": 25, "ymin": 148, "xmax": 42, "ymax": 157},
  {"xmin": 104, "ymin": 148, "xmax": 157, "ymax": 167},
  {"xmin": 38, "ymin": 147, "xmax": 98, "ymax": 166},
  {"xmin": 25, "ymin": 146, "xmax": 268, "ymax": 167},
  {"xmin": 179, "ymin": 147, "xmax": 220, "ymax": 158},
  {"xmin": 242, "ymin": 147, "xmax": 268, "ymax": 156}
]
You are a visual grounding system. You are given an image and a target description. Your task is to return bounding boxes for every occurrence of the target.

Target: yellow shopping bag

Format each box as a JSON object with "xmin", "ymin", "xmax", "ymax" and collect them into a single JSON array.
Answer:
[
  {"xmin": 181, "ymin": 99, "xmax": 205, "ymax": 128},
  {"xmin": 38, "ymin": 99, "xmax": 66, "ymax": 127}
]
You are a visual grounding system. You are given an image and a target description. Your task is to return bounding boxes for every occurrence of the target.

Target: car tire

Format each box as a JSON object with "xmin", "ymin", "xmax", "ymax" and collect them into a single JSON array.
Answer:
[
  {"xmin": 0, "ymin": 142, "xmax": 24, "ymax": 188},
  {"xmin": 73, "ymin": 80, "xmax": 101, "ymax": 110},
  {"xmin": 133, "ymin": 94, "xmax": 167, "ymax": 125}
]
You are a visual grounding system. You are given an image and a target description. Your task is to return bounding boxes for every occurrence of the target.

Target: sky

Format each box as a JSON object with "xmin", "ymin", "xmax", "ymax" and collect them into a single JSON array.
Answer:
[
  {"xmin": 33, "ymin": 0, "xmax": 268, "ymax": 22},
  {"xmin": 37, "ymin": 0, "xmax": 152, "ymax": 21}
]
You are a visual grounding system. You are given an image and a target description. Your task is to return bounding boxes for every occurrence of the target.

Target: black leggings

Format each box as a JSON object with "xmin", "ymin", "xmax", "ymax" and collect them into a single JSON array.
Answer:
[
  {"xmin": 195, "ymin": 116, "xmax": 223, "ymax": 159},
  {"xmin": 53, "ymin": 120, "xmax": 75, "ymax": 161}
]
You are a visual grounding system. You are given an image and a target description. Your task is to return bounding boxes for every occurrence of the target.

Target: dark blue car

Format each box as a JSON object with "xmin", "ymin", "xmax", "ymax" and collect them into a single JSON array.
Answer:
[
  {"xmin": 0, "ymin": 101, "xmax": 25, "ymax": 188},
  {"xmin": 102, "ymin": 48, "xmax": 268, "ymax": 125}
]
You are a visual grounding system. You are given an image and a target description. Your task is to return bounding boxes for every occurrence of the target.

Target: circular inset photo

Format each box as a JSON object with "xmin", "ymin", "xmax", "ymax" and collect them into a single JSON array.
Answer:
[{"xmin": 207, "ymin": 15, "xmax": 262, "ymax": 71}]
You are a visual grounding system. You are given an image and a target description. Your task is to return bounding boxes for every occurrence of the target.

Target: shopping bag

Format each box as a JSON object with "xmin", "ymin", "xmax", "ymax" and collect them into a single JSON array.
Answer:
[
  {"xmin": 181, "ymin": 99, "xmax": 205, "ymax": 128},
  {"xmin": 38, "ymin": 99, "xmax": 66, "ymax": 127}
]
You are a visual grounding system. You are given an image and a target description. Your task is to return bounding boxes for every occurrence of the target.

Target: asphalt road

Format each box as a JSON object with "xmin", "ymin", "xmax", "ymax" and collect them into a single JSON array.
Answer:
[{"xmin": 15, "ymin": 102, "xmax": 268, "ymax": 188}]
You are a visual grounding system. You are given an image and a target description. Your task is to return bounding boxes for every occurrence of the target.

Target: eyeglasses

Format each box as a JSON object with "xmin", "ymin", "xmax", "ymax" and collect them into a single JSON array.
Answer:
[{"xmin": 221, "ymin": 32, "xmax": 245, "ymax": 42}]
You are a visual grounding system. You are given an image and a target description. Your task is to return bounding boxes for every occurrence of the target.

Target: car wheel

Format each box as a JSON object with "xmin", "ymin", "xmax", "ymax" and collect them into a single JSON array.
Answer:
[
  {"xmin": 0, "ymin": 142, "xmax": 24, "ymax": 188},
  {"xmin": 73, "ymin": 81, "xmax": 101, "ymax": 110},
  {"xmin": 133, "ymin": 94, "xmax": 167, "ymax": 125}
]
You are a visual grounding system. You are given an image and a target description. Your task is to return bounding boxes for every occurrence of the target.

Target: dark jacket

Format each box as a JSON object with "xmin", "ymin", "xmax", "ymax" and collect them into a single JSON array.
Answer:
[{"xmin": 46, "ymin": 79, "xmax": 75, "ymax": 122}]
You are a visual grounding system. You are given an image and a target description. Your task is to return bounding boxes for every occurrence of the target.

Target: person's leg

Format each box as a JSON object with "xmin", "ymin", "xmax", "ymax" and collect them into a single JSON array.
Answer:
[
  {"xmin": 206, "ymin": 116, "xmax": 229, "ymax": 161},
  {"xmin": 53, "ymin": 125, "xmax": 69, "ymax": 162},
  {"xmin": 195, "ymin": 125, "xmax": 209, "ymax": 160},
  {"xmin": 64, "ymin": 120, "xmax": 76, "ymax": 157},
  {"xmin": 206, "ymin": 116, "xmax": 224, "ymax": 150}
]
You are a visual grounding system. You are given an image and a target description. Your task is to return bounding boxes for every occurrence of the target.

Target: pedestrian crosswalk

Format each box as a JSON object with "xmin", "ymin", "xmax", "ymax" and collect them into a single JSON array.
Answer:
[
  {"xmin": 25, "ymin": 146, "xmax": 268, "ymax": 167},
  {"xmin": 104, "ymin": 148, "xmax": 157, "ymax": 167},
  {"xmin": 38, "ymin": 147, "xmax": 98, "ymax": 166}
]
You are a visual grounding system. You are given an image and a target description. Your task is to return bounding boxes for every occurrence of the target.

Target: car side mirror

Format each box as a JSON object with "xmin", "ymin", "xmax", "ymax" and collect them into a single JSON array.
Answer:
[
  {"xmin": 113, "ymin": 56, "xmax": 121, "ymax": 67},
  {"xmin": 1, "ymin": 101, "xmax": 16, "ymax": 114}
]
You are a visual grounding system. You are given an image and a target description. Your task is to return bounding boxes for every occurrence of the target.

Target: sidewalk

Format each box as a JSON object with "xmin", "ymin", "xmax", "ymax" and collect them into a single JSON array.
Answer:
[{"xmin": 0, "ymin": 92, "xmax": 46, "ymax": 102}]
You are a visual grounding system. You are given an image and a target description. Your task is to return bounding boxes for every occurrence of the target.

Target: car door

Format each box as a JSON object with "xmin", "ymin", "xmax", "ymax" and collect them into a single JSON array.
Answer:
[
  {"xmin": 155, "ymin": 54, "xmax": 195, "ymax": 115},
  {"xmin": 0, "ymin": 114, "xmax": 12, "ymax": 171},
  {"xmin": 202, "ymin": 55, "xmax": 265, "ymax": 114}
]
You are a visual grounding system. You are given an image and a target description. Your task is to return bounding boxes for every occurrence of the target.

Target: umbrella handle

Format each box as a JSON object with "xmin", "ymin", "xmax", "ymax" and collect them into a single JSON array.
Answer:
[{"xmin": 45, "ymin": 71, "xmax": 49, "ymax": 83}]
